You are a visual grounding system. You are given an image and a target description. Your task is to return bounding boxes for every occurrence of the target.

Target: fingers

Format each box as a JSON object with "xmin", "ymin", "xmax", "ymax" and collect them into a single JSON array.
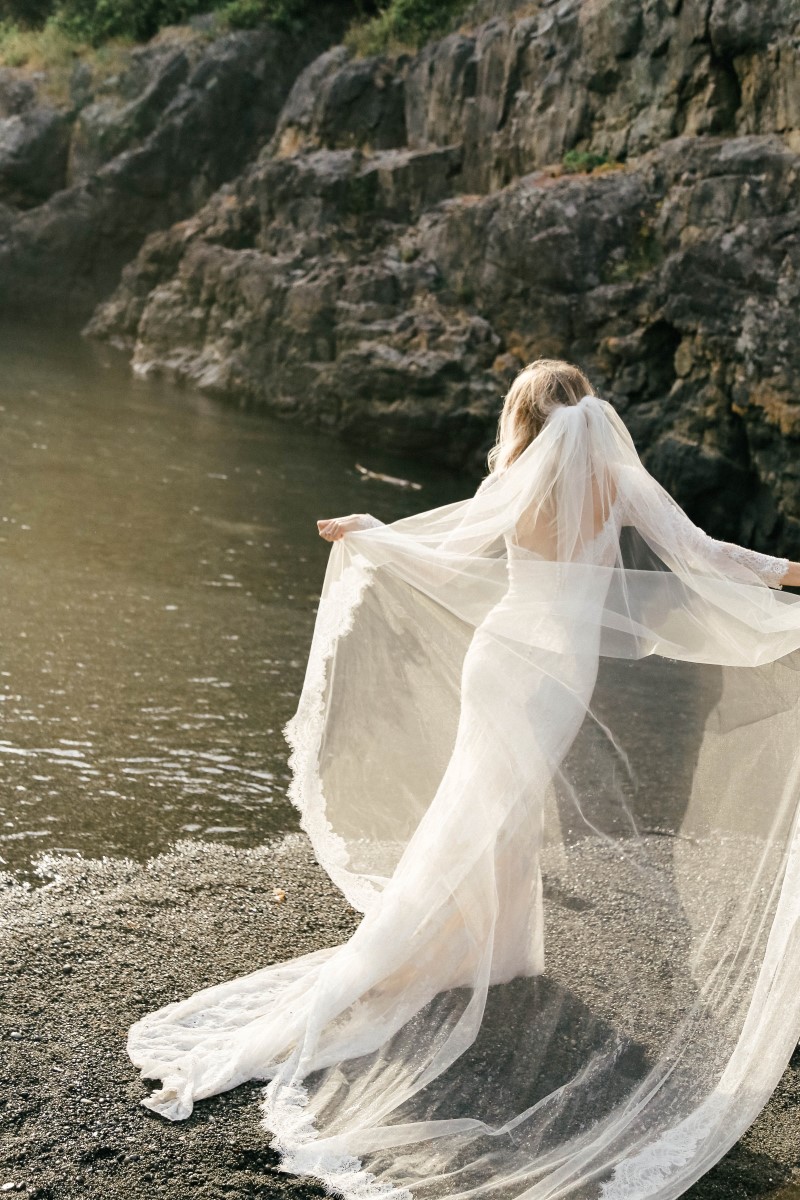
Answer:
[
  {"xmin": 317, "ymin": 514, "xmax": 367, "ymax": 541},
  {"xmin": 317, "ymin": 518, "xmax": 344, "ymax": 541}
]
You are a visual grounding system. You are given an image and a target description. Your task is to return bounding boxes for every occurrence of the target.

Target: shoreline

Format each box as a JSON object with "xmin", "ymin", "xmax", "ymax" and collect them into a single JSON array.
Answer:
[{"xmin": 1, "ymin": 834, "xmax": 798, "ymax": 1198}]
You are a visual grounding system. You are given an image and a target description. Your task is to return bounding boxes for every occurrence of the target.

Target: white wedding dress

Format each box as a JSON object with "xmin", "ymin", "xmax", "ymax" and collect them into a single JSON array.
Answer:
[{"xmin": 128, "ymin": 396, "xmax": 800, "ymax": 1200}]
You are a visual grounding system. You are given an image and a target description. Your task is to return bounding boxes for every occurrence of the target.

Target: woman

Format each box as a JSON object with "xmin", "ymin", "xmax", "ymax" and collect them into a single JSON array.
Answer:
[{"xmin": 129, "ymin": 360, "xmax": 800, "ymax": 1200}]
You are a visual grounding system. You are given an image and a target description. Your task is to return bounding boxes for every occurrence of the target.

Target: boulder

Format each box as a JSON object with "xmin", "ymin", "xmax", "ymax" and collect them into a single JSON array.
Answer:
[{"xmin": 0, "ymin": 106, "xmax": 71, "ymax": 207}]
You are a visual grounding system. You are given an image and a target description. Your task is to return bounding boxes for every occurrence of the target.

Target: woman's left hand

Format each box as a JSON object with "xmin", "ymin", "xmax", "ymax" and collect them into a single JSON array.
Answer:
[{"xmin": 317, "ymin": 514, "xmax": 374, "ymax": 542}]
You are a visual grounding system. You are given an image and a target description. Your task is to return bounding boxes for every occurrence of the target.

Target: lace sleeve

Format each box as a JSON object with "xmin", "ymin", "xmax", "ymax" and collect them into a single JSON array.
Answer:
[
  {"xmin": 617, "ymin": 463, "xmax": 789, "ymax": 590},
  {"xmin": 709, "ymin": 539, "xmax": 789, "ymax": 589},
  {"xmin": 662, "ymin": 498, "xmax": 788, "ymax": 589}
]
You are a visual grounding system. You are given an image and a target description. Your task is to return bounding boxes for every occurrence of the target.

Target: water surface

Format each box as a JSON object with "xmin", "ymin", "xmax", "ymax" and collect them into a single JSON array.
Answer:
[{"xmin": 0, "ymin": 322, "xmax": 465, "ymax": 878}]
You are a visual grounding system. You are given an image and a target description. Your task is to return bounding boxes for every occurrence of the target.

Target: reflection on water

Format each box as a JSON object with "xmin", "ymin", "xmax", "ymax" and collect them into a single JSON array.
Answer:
[{"xmin": 0, "ymin": 322, "xmax": 466, "ymax": 877}]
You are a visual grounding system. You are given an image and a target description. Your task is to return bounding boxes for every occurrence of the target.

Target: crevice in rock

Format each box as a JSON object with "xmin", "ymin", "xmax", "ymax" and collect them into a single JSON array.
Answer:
[
  {"xmin": 640, "ymin": 319, "xmax": 681, "ymax": 400},
  {"xmin": 705, "ymin": 47, "xmax": 743, "ymax": 134},
  {"xmin": 497, "ymin": 43, "xmax": 526, "ymax": 132}
]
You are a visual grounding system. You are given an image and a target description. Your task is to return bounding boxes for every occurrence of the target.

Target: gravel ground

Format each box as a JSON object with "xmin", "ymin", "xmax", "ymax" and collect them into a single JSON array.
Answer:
[{"xmin": 0, "ymin": 834, "xmax": 797, "ymax": 1199}]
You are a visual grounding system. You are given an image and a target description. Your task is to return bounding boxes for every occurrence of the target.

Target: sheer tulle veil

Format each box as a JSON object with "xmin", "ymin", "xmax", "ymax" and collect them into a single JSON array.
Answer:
[{"xmin": 128, "ymin": 394, "xmax": 800, "ymax": 1200}]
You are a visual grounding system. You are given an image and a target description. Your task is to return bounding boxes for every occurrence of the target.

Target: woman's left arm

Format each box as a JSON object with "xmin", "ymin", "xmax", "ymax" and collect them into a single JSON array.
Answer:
[
  {"xmin": 775, "ymin": 559, "xmax": 800, "ymax": 587},
  {"xmin": 619, "ymin": 466, "xmax": 795, "ymax": 589},
  {"xmin": 696, "ymin": 536, "xmax": 793, "ymax": 589}
]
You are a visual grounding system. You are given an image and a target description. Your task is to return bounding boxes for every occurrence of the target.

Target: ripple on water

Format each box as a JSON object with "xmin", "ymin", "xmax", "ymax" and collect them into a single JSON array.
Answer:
[{"xmin": 0, "ymin": 322, "xmax": 462, "ymax": 877}]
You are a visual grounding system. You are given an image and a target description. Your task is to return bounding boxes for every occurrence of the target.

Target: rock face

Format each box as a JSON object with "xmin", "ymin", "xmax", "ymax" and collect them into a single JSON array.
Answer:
[
  {"xmin": 0, "ymin": 84, "xmax": 72, "ymax": 208},
  {"xmin": 3, "ymin": 0, "xmax": 799, "ymax": 553},
  {"xmin": 85, "ymin": 0, "xmax": 800, "ymax": 553},
  {"xmin": 0, "ymin": 11, "xmax": 356, "ymax": 317}
]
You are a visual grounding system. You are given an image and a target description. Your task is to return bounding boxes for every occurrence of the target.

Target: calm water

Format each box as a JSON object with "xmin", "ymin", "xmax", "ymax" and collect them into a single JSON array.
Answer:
[{"xmin": 0, "ymin": 323, "xmax": 466, "ymax": 879}]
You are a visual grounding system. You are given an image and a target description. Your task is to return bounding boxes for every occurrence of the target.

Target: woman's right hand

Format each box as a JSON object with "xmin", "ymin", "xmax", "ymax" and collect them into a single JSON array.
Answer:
[{"xmin": 317, "ymin": 513, "xmax": 377, "ymax": 542}]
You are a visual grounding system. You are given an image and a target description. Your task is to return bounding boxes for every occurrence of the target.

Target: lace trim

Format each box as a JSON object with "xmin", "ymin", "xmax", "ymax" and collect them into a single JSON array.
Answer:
[
  {"xmin": 598, "ymin": 1095, "xmax": 726, "ymax": 1199},
  {"xmin": 282, "ymin": 549, "xmax": 379, "ymax": 914},
  {"xmin": 725, "ymin": 544, "xmax": 789, "ymax": 589},
  {"xmin": 658, "ymin": 497, "xmax": 789, "ymax": 589},
  {"xmin": 262, "ymin": 1076, "xmax": 413, "ymax": 1200}
]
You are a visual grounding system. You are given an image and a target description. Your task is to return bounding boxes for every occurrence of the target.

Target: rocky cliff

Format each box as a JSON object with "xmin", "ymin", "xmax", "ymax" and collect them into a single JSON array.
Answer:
[
  {"xmin": 4, "ymin": 0, "xmax": 800, "ymax": 552},
  {"xmin": 0, "ymin": 7, "xmax": 355, "ymax": 315}
]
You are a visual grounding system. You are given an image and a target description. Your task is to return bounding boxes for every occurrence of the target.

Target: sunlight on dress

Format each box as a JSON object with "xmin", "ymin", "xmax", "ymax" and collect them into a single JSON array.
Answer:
[{"xmin": 128, "ymin": 395, "xmax": 800, "ymax": 1200}]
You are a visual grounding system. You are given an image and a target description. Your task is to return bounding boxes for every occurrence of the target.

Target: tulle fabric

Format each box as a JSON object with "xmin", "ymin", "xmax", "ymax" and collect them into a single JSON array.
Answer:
[{"xmin": 128, "ymin": 395, "xmax": 800, "ymax": 1200}]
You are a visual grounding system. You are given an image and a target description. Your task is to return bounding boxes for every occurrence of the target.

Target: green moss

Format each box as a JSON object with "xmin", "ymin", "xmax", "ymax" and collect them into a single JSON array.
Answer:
[
  {"xmin": 52, "ymin": 1, "xmax": 216, "ymax": 44},
  {"xmin": 0, "ymin": 0, "xmax": 320, "ymax": 50},
  {"xmin": 216, "ymin": 0, "xmax": 270, "ymax": 29},
  {"xmin": 0, "ymin": 0, "xmax": 336, "ymax": 96},
  {"xmin": 0, "ymin": 15, "xmax": 135, "ymax": 100},
  {"xmin": 0, "ymin": 0, "xmax": 469, "ymax": 58},
  {"xmin": 561, "ymin": 149, "xmax": 619, "ymax": 175},
  {"xmin": 343, "ymin": 0, "xmax": 473, "ymax": 57},
  {"xmin": 0, "ymin": 16, "xmax": 86, "ymax": 69},
  {"xmin": 214, "ymin": 0, "xmax": 307, "ymax": 33}
]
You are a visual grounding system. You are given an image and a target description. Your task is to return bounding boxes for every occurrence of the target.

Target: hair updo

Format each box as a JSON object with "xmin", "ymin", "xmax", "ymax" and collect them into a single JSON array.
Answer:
[{"xmin": 487, "ymin": 358, "xmax": 596, "ymax": 474}]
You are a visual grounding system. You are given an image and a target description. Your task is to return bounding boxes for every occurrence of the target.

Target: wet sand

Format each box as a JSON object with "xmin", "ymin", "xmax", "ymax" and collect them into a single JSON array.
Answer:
[{"xmin": 1, "ymin": 834, "xmax": 797, "ymax": 1199}]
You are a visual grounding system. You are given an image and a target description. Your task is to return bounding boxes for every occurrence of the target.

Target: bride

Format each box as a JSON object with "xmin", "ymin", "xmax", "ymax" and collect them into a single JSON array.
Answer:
[{"xmin": 129, "ymin": 359, "xmax": 800, "ymax": 1200}]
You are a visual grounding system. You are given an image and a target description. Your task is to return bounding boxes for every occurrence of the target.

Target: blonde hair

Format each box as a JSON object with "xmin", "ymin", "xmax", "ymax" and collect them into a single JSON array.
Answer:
[{"xmin": 487, "ymin": 358, "xmax": 596, "ymax": 474}]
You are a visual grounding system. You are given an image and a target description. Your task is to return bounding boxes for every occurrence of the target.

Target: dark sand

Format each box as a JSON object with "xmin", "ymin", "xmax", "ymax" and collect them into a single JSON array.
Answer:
[{"xmin": 1, "ymin": 835, "xmax": 798, "ymax": 1199}]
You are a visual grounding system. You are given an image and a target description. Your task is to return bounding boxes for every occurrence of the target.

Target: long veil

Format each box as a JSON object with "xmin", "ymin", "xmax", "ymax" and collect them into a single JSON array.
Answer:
[{"xmin": 128, "ymin": 394, "xmax": 800, "ymax": 1200}]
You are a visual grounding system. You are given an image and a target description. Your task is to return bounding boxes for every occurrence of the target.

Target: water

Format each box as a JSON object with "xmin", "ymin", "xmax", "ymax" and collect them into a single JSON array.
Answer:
[{"xmin": 0, "ymin": 323, "xmax": 466, "ymax": 879}]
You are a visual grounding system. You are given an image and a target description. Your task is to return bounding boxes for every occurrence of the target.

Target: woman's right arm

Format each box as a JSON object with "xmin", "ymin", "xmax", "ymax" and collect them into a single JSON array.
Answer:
[
  {"xmin": 318, "ymin": 472, "xmax": 499, "ymax": 543},
  {"xmin": 317, "ymin": 513, "xmax": 384, "ymax": 541}
]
